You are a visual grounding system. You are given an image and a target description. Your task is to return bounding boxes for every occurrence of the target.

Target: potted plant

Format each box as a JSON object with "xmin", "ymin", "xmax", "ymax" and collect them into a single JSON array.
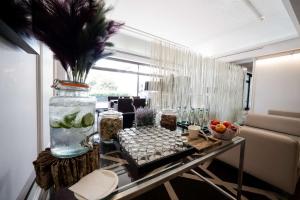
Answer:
[{"xmin": 30, "ymin": 0, "xmax": 123, "ymax": 158}]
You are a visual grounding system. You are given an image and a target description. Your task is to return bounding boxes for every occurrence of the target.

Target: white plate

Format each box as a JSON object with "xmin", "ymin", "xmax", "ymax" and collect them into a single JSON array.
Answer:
[{"xmin": 72, "ymin": 170, "xmax": 119, "ymax": 200}]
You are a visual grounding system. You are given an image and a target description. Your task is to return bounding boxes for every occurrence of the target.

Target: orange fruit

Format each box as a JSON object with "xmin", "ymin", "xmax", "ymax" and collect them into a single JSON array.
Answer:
[{"xmin": 215, "ymin": 124, "xmax": 226, "ymax": 133}]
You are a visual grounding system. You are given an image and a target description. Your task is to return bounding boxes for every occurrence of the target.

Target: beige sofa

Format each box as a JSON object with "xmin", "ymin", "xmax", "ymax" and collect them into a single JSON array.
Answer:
[
  {"xmin": 268, "ymin": 110, "xmax": 300, "ymax": 119},
  {"xmin": 218, "ymin": 113, "xmax": 300, "ymax": 194}
]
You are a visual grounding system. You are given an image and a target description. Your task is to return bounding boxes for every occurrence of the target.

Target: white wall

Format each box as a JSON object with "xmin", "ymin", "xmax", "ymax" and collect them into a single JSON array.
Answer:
[
  {"xmin": 109, "ymin": 32, "xmax": 152, "ymax": 64},
  {"xmin": 0, "ymin": 37, "xmax": 38, "ymax": 200},
  {"xmin": 0, "ymin": 37, "xmax": 54, "ymax": 200},
  {"xmin": 253, "ymin": 53, "xmax": 300, "ymax": 114},
  {"xmin": 221, "ymin": 37, "xmax": 300, "ymax": 63},
  {"xmin": 40, "ymin": 44, "xmax": 53, "ymax": 148}
]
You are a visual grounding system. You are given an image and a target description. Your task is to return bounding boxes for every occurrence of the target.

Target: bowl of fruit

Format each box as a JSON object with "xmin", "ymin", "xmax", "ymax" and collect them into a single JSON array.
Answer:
[{"xmin": 209, "ymin": 119, "xmax": 239, "ymax": 140}]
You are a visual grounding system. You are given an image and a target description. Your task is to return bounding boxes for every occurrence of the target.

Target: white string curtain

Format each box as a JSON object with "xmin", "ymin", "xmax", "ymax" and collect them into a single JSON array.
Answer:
[{"xmin": 148, "ymin": 41, "xmax": 245, "ymax": 122}]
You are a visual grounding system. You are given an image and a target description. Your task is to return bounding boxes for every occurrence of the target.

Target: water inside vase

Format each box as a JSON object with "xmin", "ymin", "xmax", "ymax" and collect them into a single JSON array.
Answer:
[{"xmin": 50, "ymin": 97, "xmax": 95, "ymax": 158}]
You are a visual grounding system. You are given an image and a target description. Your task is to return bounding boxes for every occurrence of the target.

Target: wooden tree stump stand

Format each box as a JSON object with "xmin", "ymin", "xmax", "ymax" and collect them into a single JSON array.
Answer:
[{"xmin": 33, "ymin": 144, "xmax": 100, "ymax": 191}]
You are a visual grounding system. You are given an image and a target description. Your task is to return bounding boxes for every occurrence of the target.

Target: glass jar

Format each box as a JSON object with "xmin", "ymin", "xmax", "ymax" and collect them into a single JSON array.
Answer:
[
  {"xmin": 160, "ymin": 109, "xmax": 177, "ymax": 131},
  {"xmin": 49, "ymin": 80, "xmax": 96, "ymax": 158},
  {"xmin": 99, "ymin": 109, "xmax": 123, "ymax": 143}
]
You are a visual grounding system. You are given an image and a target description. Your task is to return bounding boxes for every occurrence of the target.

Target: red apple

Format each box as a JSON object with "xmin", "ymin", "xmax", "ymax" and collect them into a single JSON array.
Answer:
[
  {"xmin": 210, "ymin": 125, "xmax": 216, "ymax": 131},
  {"xmin": 231, "ymin": 125, "xmax": 237, "ymax": 132},
  {"xmin": 211, "ymin": 119, "xmax": 220, "ymax": 125},
  {"xmin": 222, "ymin": 121, "xmax": 232, "ymax": 128}
]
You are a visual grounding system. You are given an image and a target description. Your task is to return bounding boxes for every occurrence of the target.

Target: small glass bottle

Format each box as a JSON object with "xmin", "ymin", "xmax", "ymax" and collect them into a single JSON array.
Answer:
[
  {"xmin": 99, "ymin": 109, "xmax": 123, "ymax": 143},
  {"xmin": 189, "ymin": 108, "xmax": 195, "ymax": 125},
  {"xmin": 181, "ymin": 106, "xmax": 189, "ymax": 125},
  {"xmin": 202, "ymin": 108, "xmax": 209, "ymax": 128},
  {"xmin": 196, "ymin": 108, "xmax": 204, "ymax": 126},
  {"xmin": 176, "ymin": 106, "xmax": 182, "ymax": 123}
]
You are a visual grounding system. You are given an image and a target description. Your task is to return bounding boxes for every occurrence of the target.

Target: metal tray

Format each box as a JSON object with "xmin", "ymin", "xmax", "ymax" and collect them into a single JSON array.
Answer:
[{"xmin": 115, "ymin": 142, "xmax": 196, "ymax": 175}]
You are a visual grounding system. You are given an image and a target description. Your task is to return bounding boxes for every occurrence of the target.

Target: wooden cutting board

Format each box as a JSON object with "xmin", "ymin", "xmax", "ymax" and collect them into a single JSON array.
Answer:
[{"xmin": 188, "ymin": 134, "xmax": 222, "ymax": 152}]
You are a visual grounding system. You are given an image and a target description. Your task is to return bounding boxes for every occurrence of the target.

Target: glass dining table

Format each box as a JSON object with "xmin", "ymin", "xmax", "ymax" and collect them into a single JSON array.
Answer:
[{"xmin": 49, "ymin": 130, "xmax": 245, "ymax": 200}]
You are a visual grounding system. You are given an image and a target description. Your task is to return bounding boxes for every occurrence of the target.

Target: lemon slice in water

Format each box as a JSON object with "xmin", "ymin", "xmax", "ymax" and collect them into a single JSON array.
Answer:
[
  {"xmin": 81, "ymin": 113, "xmax": 94, "ymax": 127},
  {"xmin": 50, "ymin": 120, "xmax": 61, "ymax": 128}
]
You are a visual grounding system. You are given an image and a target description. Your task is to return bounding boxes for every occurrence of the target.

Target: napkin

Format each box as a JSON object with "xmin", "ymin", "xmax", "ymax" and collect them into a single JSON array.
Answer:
[{"xmin": 69, "ymin": 169, "xmax": 118, "ymax": 200}]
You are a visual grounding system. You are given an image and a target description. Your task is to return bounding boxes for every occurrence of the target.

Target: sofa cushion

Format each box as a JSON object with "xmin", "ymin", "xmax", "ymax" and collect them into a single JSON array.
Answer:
[
  {"xmin": 274, "ymin": 132, "xmax": 300, "ymax": 172},
  {"xmin": 268, "ymin": 110, "xmax": 300, "ymax": 119},
  {"xmin": 245, "ymin": 113, "xmax": 300, "ymax": 137}
]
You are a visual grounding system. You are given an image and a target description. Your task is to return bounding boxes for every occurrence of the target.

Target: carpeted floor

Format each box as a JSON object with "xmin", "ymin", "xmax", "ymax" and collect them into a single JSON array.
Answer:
[{"xmin": 132, "ymin": 160, "xmax": 299, "ymax": 200}]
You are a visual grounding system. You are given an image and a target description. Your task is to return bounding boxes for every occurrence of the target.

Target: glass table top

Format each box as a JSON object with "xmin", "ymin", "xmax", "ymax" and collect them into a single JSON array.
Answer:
[{"xmin": 50, "ymin": 131, "xmax": 245, "ymax": 200}]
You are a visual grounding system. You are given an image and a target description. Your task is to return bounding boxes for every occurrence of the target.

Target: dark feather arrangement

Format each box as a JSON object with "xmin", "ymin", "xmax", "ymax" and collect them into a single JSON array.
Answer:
[
  {"xmin": 31, "ymin": 0, "xmax": 123, "ymax": 83},
  {"xmin": 0, "ymin": 0, "xmax": 32, "ymax": 36}
]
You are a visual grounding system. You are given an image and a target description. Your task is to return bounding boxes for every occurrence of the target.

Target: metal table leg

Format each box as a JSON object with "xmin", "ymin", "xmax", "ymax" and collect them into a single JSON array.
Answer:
[
  {"xmin": 237, "ymin": 140, "xmax": 245, "ymax": 200},
  {"xmin": 190, "ymin": 169, "xmax": 237, "ymax": 200},
  {"xmin": 190, "ymin": 140, "xmax": 246, "ymax": 200}
]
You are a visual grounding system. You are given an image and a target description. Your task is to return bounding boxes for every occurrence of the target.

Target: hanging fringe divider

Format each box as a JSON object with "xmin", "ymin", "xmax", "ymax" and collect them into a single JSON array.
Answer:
[{"xmin": 148, "ymin": 40, "xmax": 244, "ymax": 122}]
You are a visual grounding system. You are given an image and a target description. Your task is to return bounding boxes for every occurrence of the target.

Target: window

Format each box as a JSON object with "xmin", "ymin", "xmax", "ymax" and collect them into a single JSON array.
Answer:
[{"xmin": 86, "ymin": 58, "xmax": 153, "ymax": 108}]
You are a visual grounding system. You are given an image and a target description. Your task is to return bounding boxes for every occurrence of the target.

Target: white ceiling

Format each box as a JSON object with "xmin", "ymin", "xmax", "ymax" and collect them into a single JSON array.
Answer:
[{"xmin": 105, "ymin": 0, "xmax": 299, "ymax": 59}]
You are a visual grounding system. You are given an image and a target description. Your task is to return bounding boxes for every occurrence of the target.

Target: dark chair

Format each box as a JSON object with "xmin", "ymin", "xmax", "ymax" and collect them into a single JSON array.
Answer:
[
  {"xmin": 122, "ymin": 112, "xmax": 135, "ymax": 129},
  {"xmin": 118, "ymin": 99, "xmax": 134, "ymax": 113},
  {"xmin": 108, "ymin": 96, "xmax": 119, "ymax": 101},
  {"xmin": 107, "ymin": 96, "xmax": 119, "ymax": 108},
  {"xmin": 133, "ymin": 98, "xmax": 146, "ymax": 109},
  {"xmin": 117, "ymin": 98, "xmax": 135, "ymax": 128},
  {"xmin": 119, "ymin": 96, "xmax": 130, "ymax": 99}
]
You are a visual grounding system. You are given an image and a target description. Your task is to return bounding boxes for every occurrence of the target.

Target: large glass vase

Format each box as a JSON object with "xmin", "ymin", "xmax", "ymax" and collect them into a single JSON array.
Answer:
[{"xmin": 49, "ymin": 80, "xmax": 96, "ymax": 158}]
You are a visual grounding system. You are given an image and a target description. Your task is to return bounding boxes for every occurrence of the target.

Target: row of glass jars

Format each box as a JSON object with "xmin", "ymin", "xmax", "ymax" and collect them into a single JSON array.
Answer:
[{"xmin": 98, "ymin": 107, "xmax": 210, "ymax": 143}]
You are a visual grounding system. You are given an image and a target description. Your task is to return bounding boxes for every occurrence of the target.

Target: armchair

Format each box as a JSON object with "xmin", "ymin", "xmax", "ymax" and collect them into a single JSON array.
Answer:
[{"xmin": 218, "ymin": 113, "xmax": 300, "ymax": 194}]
